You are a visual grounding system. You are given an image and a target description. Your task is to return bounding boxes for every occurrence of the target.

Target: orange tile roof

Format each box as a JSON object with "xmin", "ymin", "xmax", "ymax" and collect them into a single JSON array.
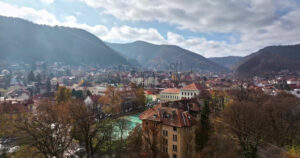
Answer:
[
  {"xmin": 140, "ymin": 104, "xmax": 197, "ymax": 127},
  {"xmin": 181, "ymin": 83, "xmax": 203, "ymax": 91},
  {"xmin": 161, "ymin": 88, "xmax": 180, "ymax": 94}
]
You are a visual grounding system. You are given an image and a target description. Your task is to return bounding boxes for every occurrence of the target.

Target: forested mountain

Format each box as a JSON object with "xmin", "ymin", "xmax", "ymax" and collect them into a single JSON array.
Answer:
[
  {"xmin": 107, "ymin": 41, "xmax": 228, "ymax": 72},
  {"xmin": 209, "ymin": 56, "xmax": 243, "ymax": 70},
  {"xmin": 235, "ymin": 44, "xmax": 300, "ymax": 77},
  {"xmin": 0, "ymin": 16, "xmax": 129, "ymax": 65}
]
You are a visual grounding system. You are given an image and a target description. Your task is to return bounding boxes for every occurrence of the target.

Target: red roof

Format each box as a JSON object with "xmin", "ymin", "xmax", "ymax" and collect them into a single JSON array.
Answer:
[
  {"xmin": 144, "ymin": 90, "xmax": 154, "ymax": 95},
  {"xmin": 140, "ymin": 104, "xmax": 197, "ymax": 127},
  {"xmin": 26, "ymin": 99, "xmax": 34, "ymax": 105},
  {"xmin": 161, "ymin": 88, "xmax": 180, "ymax": 94},
  {"xmin": 181, "ymin": 83, "xmax": 203, "ymax": 91},
  {"xmin": 89, "ymin": 95, "xmax": 101, "ymax": 103}
]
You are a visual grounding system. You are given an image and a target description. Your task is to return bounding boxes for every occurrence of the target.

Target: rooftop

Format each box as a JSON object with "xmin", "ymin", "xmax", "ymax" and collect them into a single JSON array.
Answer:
[
  {"xmin": 140, "ymin": 103, "xmax": 198, "ymax": 127},
  {"xmin": 181, "ymin": 83, "xmax": 203, "ymax": 91},
  {"xmin": 160, "ymin": 88, "xmax": 180, "ymax": 94}
]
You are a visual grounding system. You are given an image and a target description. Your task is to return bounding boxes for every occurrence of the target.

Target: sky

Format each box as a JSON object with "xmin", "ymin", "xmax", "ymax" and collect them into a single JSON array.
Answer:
[{"xmin": 1, "ymin": 0, "xmax": 300, "ymax": 57}]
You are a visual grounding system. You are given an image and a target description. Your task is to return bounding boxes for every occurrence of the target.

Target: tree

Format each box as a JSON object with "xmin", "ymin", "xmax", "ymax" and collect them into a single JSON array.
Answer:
[
  {"xmin": 16, "ymin": 102, "xmax": 73, "ymax": 158},
  {"xmin": 115, "ymin": 118, "xmax": 130, "ymax": 158},
  {"xmin": 46, "ymin": 77, "xmax": 51, "ymax": 92},
  {"xmin": 222, "ymin": 100, "xmax": 268, "ymax": 158},
  {"xmin": 126, "ymin": 124, "xmax": 143, "ymax": 158},
  {"xmin": 99, "ymin": 85, "xmax": 122, "ymax": 114},
  {"xmin": 72, "ymin": 89, "xmax": 84, "ymax": 99},
  {"xmin": 183, "ymin": 128, "xmax": 195, "ymax": 158},
  {"xmin": 195, "ymin": 99, "xmax": 211, "ymax": 152},
  {"xmin": 262, "ymin": 92, "xmax": 300, "ymax": 147},
  {"xmin": 142, "ymin": 121, "xmax": 164, "ymax": 158},
  {"xmin": 196, "ymin": 134, "xmax": 240, "ymax": 158},
  {"xmin": 87, "ymin": 89, "xmax": 92, "ymax": 96},
  {"xmin": 27, "ymin": 71, "xmax": 35, "ymax": 82},
  {"xmin": 55, "ymin": 86, "xmax": 72, "ymax": 104},
  {"xmin": 70, "ymin": 101, "xmax": 107, "ymax": 158},
  {"xmin": 0, "ymin": 103, "xmax": 19, "ymax": 156},
  {"xmin": 134, "ymin": 88, "xmax": 146, "ymax": 108},
  {"xmin": 56, "ymin": 82, "xmax": 59, "ymax": 91},
  {"xmin": 101, "ymin": 119, "xmax": 115, "ymax": 158},
  {"xmin": 36, "ymin": 73, "xmax": 41, "ymax": 84}
]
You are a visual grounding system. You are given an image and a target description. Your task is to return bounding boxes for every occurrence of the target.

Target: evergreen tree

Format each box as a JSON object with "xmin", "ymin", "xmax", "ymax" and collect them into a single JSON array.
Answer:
[
  {"xmin": 36, "ymin": 73, "xmax": 41, "ymax": 84},
  {"xmin": 56, "ymin": 82, "xmax": 59, "ymax": 91},
  {"xmin": 71, "ymin": 89, "xmax": 84, "ymax": 99},
  {"xmin": 46, "ymin": 77, "xmax": 51, "ymax": 92},
  {"xmin": 72, "ymin": 89, "xmax": 76, "ymax": 97},
  {"xmin": 27, "ymin": 71, "xmax": 35, "ymax": 82},
  {"xmin": 86, "ymin": 90, "xmax": 92, "ymax": 96},
  {"xmin": 195, "ymin": 99, "xmax": 211, "ymax": 152}
]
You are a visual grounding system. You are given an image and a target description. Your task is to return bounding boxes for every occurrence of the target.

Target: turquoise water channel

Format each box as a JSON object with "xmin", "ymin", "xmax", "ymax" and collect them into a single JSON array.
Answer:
[
  {"xmin": 114, "ymin": 112, "xmax": 142, "ymax": 139},
  {"xmin": 122, "ymin": 112, "xmax": 142, "ymax": 130}
]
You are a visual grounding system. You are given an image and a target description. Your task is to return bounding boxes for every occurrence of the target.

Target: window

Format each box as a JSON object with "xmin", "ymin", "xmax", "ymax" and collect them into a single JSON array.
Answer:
[
  {"xmin": 162, "ymin": 146, "xmax": 168, "ymax": 152},
  {"xmin": 173, "ymin": 127, "xmax": 177, "ymax": 131},
  {"xmin": 173, "ymin": 145, "xmax": 177, "ymax": 152},
  {"xmin": 173, "ymin": 134, "xmax": 177, "ymax": 142},
  {"xmin": 173, "ymin": 154, "xmax": 177, "ymax": 158},
  {"xmin": 163, "ymin": 130, "xmax": 168, "ymax": 137},
  {"xmin": 163, "ymin": 138, "xmax": 168, "ymax": 145}
]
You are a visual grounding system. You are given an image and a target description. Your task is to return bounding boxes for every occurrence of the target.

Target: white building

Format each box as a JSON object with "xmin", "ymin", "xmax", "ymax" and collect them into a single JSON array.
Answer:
[
  {"xmin": 180, "ymin": 83, "xmax": 202, "ymax": 99},
  {"xmin": 291, "ymin": 89, "xmax": 300, "ymax": 98},
  {"xmin": 159, "ymin": 83, "xmax": 203, "ymax": 102}
]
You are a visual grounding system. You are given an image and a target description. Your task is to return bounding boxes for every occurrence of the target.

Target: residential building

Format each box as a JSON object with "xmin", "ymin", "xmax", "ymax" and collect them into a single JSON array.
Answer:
[
  {"xmin": 160, "ymin": 88, "xmax": 180, "ymax": 102},
  {"xmin": 159, "ymin": 83, "xmax": 204, "ymax": 103},
  {"xmin": 84, "ymin": 95, "xmax": 101, "ymax": 110},
  {"xmin": 140, "ymin": 100, "xmax": 200, "ymax": 158},
  {"xmin": 291, "ymin": 89, "xmax": 300, "ymax": 98},
  {"xmin": 180, "ymin": 83, "xmax": 203, "ymax": 99}
]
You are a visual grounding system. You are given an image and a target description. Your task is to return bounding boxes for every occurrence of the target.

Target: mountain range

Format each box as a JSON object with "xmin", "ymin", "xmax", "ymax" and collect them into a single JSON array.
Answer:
[
  {"xmin": 2, "ymin": 16, "xmax": 299, "ymax": 75},
  {"xmin": 235, "ymin": 44, "xmax": 300, "ymax": 77},
  {"xmin": 209, "ymin": 56, "xmax": 243, "ymax": 70},
  {"xmin": 106, "ymin": 41, "xmax": 228, "ymax": 72},
  {"xmin": 0, "ymin": 16, "xmax": 129, "ymax": 66}
]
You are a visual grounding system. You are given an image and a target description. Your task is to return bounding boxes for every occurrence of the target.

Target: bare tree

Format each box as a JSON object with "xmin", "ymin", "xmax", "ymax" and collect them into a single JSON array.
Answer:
[
  {"xmin": 222, "ymin": 100, "xmax": 268, "ymax": 158},
  {"xmin": 126, "ymin": 124, "xmax": 143, "ymax": 158},
  {"xmin": 263, "ymin": 92, "xmax": 300, "ymax": 147},
  {"xmin": 182, "ymin": 128, "xmax": 195, "ymax": 158},
  {"xmin": 142, "ymin": 121, "xmax": 161, "ymax": 158},
  {"xmin": 69, "ymin": 101, "xmax": 106, "ymax": 158},
  {"xmin": 17, "ymin": 102, "xmax": 73, "ymax": 158},
  {"xmin": 115, "ymin": 118, "xmax": 130, "ymax": 158}
]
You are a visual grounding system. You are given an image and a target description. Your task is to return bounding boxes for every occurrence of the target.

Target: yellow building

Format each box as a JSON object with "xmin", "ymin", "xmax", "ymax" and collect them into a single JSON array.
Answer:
[
  {"xmin": 140, "ymin": 102, "xmax": 199, "ymax": 158},
  {"xmin": 160, "ymin": 88, "xmax": 180, "ymax": 102}
]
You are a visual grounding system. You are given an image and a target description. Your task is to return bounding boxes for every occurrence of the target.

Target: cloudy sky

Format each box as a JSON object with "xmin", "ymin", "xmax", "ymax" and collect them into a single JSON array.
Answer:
[{"xmin": 1, "ymin": 0, "xmax": 300, "ymax": 57}]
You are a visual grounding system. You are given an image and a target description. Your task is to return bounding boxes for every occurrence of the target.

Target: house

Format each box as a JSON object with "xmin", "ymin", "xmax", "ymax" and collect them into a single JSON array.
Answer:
[
  {"xmin": 5, "ymin": 89, "xmax": 30, "ymax": 102},
  {"xmin": 145, "ymin": 90, "xmax": 159, "ymax": 102},
  {"xmin": 180, "ymin": 83, "xmax": 203, "ymax": 99},
  {"xmin": 84, "ymin": 95, "xmax": 101, "ymax": 110},
  {"xmin": 290, "ymin": 89, "xmax": 300, "ymax": 98},
  {"xmin": 287, "ymin": 78, "xmax": 298, "ymax": 85},
  {"xmin": 159, "ymin": 83, "xmax": 204, "ymax": 103},
  {"xmin": 140, "ymin": 102, "xmax": 198, "ymax": 158},
  {"xmin": 160, "ymin": 88, "xmax": 181, "ymax": 103}
]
